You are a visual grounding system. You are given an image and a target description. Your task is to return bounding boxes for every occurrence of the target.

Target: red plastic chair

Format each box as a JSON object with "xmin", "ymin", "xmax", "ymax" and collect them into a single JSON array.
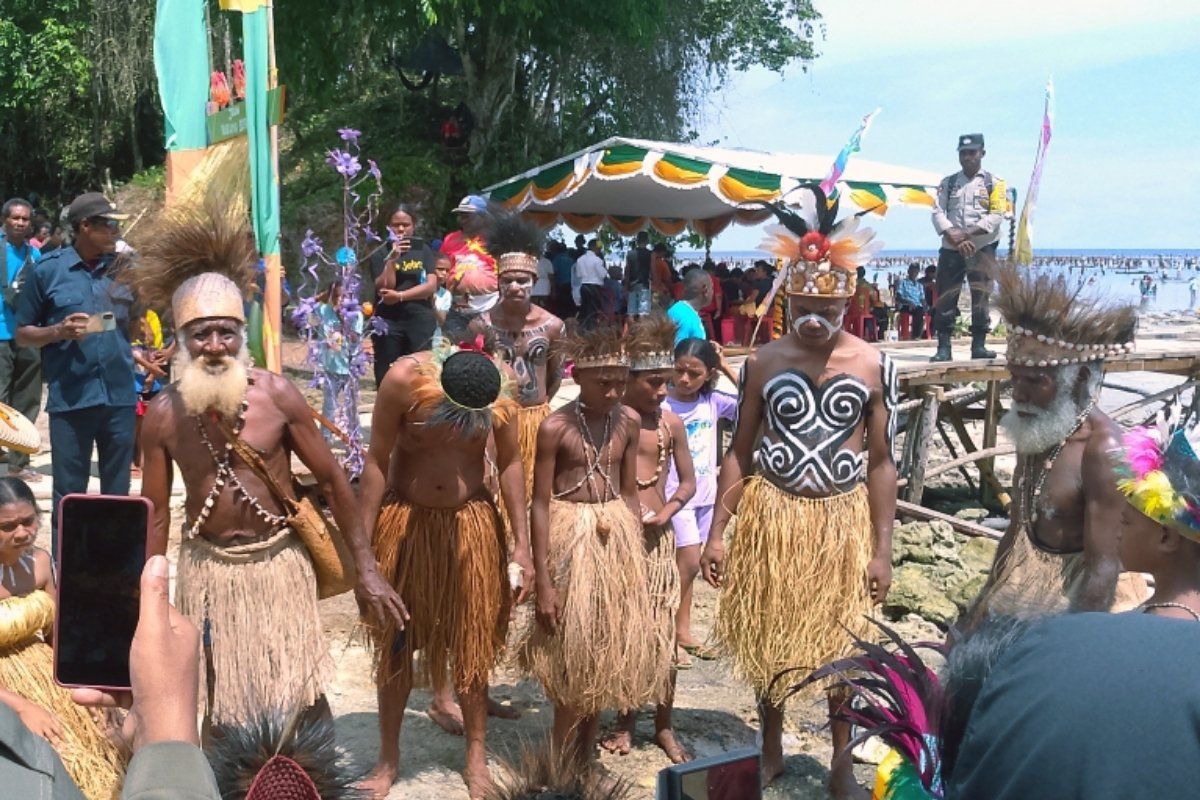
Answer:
[{"xmin": 897, "ymin": 311, "xmax": 913, "ymax": 339}]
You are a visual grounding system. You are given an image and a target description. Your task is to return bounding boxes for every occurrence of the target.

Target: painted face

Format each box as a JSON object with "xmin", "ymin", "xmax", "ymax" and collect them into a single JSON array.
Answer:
[
  {"xmin": 625, "ymin": 370, "xmax": 671, "ymax": 414},
  {"xmin": 672, "ymin": 355, "xmax": 712, "ymax": 399},
  {"xmin": 0, "ymin": 501, "xmax": 37, "ymax": 566},
  {"xmin": 500, "ymin": 271, "xmax": 535, "ymax": 301},
  {"xmin": 788, "ymin": 297, "xmax": 846, "ymax": 342},
  {"xmin": 575, "ymin": 366, "xmax": 629, "ymax": 412}
]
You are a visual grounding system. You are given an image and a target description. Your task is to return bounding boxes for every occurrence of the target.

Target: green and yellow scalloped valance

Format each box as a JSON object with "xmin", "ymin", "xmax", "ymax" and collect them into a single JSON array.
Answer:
[{"xmin": 482, "ymin": 137, "xmax": 942, "ymax": 235}]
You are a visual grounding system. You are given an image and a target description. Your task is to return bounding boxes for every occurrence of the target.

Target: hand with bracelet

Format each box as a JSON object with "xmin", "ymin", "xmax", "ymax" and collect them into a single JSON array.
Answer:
[
  {"xmin": 642, "ymin": 493, "xmax": 687, "ymax": 527},
  {"xmin": 378, "ymin": 287, "xmax": 408, "ymax": 305}
]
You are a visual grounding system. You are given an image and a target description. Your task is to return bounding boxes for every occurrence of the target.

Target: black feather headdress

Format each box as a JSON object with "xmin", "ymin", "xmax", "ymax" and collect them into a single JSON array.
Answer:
[{"xmin": 485, "ymin": 207, "xmax": 544, "ymax": 276}]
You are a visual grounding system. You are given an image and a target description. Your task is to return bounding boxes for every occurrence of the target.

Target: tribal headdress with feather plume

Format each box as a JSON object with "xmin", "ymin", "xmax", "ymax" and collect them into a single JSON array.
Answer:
[
  {"xmin": 1112, "ymin": 422, "xmax": 1200, "ymax": 540},
  {"xmin": 485, "ymin": 207, "xmax": 545, "ymax": 277},
  {"xmin": 627, "ymin": 313, "xmax": 677, "ymax": 372},
  {"xmin": 125, "ymin": 195, "xmax": 257, "ymax": 329},
  {"xmin": 993, "ymin": 262, "xmax": 1136, "ymax": 368},
  {"xmin": 780, "ymin": 618, "xmax": 944, "ymax": 800},
  {"xmin": 207, "ymin": 712, "xmax": 366, "ymax": 800},
  {"xmin": 556, "ymin": 320, "xmax": 628, "ymax": 371},
  {"xmin": 409, "ymin": 335, "xmax": 518, "ymax": 439}
]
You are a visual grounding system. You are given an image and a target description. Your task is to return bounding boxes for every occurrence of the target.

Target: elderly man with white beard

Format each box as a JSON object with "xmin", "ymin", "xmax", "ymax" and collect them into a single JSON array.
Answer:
[
  {"xmin": 132, "ymin": 201, "xmax": 405, "ymax": 734},
  {"xmin": 964, "ymin": 265, "xmax": 1138, "ymax": 625}
]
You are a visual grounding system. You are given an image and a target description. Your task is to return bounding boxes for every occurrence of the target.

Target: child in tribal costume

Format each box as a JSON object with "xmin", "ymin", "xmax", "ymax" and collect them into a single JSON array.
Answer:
[
  {"xmin": 601, "ymin": 314, "xmax": 696, "ymax": 763},
  {"xmin": 519, "ymin": 323, "xmax": 658, "ymax": 764},
  {"xmin": 0, "ymin": 477, "xmax": 125, "ymax": 799},
  {"xmin": 700, "ymin": 186, "xmax": 897, "ymax": 795}
]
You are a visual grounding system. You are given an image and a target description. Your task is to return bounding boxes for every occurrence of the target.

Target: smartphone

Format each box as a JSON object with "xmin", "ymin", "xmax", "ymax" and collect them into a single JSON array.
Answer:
[
  {"xmin": 656, "ymin": 748, "xmax": 761, "ymax": 800},
  {"xmin": 84, "ymin": 311, "xmax": 116, "ymax": 333},
  {"xmin": 54, "ymin": 494, "xmax": 154, "ymax": 691}
]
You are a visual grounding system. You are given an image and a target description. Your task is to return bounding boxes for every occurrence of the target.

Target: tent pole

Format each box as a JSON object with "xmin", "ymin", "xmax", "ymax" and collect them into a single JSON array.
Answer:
[{"xmin": 263, "ymin": 0, "xmax": 282, "ymax": 372}]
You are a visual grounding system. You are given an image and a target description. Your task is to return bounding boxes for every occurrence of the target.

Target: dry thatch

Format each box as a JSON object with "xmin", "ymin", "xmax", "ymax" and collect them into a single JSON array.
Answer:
[
  {"xmin": 555, "ymin": 320, "xmax": 627, "ymax": 367},
  {"xmin": 992, "ymin": 262, "xmax": 1137, "ymax": 346},
  {"xmin": 626, "ymin": 313, "xmax": 676, "ymax": 365}
]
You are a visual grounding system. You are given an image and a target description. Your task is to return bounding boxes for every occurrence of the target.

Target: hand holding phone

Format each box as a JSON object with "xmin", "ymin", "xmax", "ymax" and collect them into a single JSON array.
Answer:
[{"xmin": 84, "ymin": 311, "xmax": 116, "ymax": 334}]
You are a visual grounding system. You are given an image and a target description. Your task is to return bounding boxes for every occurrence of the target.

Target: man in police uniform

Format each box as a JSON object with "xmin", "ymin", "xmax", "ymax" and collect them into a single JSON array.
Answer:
[{"xmin": 930, "ymin": 133, "xmax": 1006, "ymax": 362}]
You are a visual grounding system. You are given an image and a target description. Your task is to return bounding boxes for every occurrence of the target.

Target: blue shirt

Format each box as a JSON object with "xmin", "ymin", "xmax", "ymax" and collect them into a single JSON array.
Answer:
[
  {"xmin": 552, "ymin": 252, "xmax": 576, "ymax": 285},
  {"xmin": 15, "ymin": 247, "xmax": 136, "ymax": 413},
  {"xmin": 667, "ymin": 300, "xmax": 705, "ymax": 344},
  {"xmin": 1, "ymin": 236, "xmax": 39, "ymax": 341},
  {"xmin": 896, "ymin": 277, "xmax": 925, "ymax": 309}
]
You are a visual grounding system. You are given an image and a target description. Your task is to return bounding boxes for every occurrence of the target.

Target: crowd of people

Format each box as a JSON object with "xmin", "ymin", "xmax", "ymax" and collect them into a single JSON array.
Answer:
[{"xmin": 0, "ymin": 138, "xmax": 1198, "ymax": 800}]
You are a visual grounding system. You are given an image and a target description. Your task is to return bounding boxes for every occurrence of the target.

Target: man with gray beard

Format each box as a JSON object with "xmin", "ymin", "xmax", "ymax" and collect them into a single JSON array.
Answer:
[
  {"xmin": 965, "ymin": 266, "xmax": 1137, "ymax": 624},
  {"xmin": 133, "ymin": 201, "xmax": 405, "ymax": 733}
]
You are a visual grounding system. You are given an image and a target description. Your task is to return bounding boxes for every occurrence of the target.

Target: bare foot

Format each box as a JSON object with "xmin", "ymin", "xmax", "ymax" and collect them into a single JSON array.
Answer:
[
  {"xmin": 463, "ymin": 762, "xmax": 494, "ymax": 800},
  {"xmin": 600, "ymin": 724, "xmax": 634, "ymax": 756},
  {"xmin": 487, "ymin": 696, "xmax": 521, "ymax": 720},
  {"xmin": 761, "ymin": 752, "xmax": 785, "ymax": 787},
  {"xmin": 427, "ymin": 698, "xmax": 464, "ymax": 736},
  {"xmin": 654, "ymin": 727, "xmax": 691, "ymax": 764},
  {"xmin": 829, "ymin": 768, "xmax": 870, "ymax": 800},
  {"xmin": 359, "ymin": 763, "xmax": 399, "ymax": 800}
]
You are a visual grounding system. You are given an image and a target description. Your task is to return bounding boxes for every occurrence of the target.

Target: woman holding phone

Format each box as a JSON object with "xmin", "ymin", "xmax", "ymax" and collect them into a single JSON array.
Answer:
[
  {"xmin": 369, "ymin": 204, "xmax": 439, "ymax": 386},
  {"xmin": 0, "ymin": 476, "xmax": 125, "ymax": 796}
]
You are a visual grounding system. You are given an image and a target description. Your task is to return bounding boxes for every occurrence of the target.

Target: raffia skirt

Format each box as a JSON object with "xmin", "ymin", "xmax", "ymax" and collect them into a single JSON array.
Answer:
[
  {"xmin": 176, "ymin": 529, "xmax": 333, "ymax": 726},
  {"xmin": 372, "ymin": 493, "xmax": 510, "ymax": 694},
  {"xmin": 643, "ymin": 521, "xmax": 680, "ymax": 706},
  {"xmin": 0, "ymin": 591, "xmax": 125, "ymax": 799},
  {"xmin": 516, "ymin": 403, "xmax": 552, "ymax": 503},
  {"xmin": 518, "ymin": 498, "xmax": 658, "ymax": 715},
  {"xmin": 976, "ymin": 524, "xmax": 1088, "ymax": 617},
  {"xmin": 713, "ymin": 478, "xmax": 874, "ymax": 706}
]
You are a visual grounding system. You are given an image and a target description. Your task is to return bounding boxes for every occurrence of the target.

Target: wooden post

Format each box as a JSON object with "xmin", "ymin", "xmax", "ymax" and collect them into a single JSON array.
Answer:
[
  {"xmin": 980, "ymin": 379, "xmax": 1002, "ymax": 507},
  {"xmin": 905, "ymin": 386, "xmax": 942, "ymax": 505},
  {"xmin": 944, "ymin": 399, "xmax": 1011, "ymax": 509}
]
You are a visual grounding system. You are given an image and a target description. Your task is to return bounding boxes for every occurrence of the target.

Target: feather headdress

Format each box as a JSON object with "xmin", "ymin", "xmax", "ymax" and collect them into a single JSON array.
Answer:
[
  {"xmin": 487, "ymin": 742, "xmax": 633, "ymax": 800},
  {"xmin": 409, "ymin": 341, "xmax": 517, "ymax": 438},
  {"xmin": 557, "ymin": 320, "xmax": 628, "ymax": 370},
  {"xmin": 754, "ymin": 184, "xmax": 884, "ymax": 302},
  {"xmin": 627, "ymin": 313, "xmax": 677, "ymax": 372},
  {"xmin": 779, "ymin": 618, "xmax": 943, "ymax": 800},
  {"xmin": 485, "ymin": 208, "xmax": 544, "ymax": 276},
  {"xmin": 1112, "ymin": 424, "xmax": 1200, "ymax": 539},
  {"xmin": 207, "ymin": 713, "xmax": 366, "ymax": 800},
  {"xmin": 125, "ymin": 195, "xmax": 257, "ymax": 329},
  {"xmin": 993, "ymin": 263, "xmax": 1136, "ymax": 367}
]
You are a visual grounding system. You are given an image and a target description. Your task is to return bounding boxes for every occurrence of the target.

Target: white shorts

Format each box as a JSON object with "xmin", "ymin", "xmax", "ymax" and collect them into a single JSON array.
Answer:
[{"xmin": 673, "ymin": 505, "xmax": 714, "ymax": 548}]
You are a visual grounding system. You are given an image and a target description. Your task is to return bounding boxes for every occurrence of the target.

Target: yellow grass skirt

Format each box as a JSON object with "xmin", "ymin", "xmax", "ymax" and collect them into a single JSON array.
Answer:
[
  {"xmin": 713, "ymin": 478, "xmax": 874, "ymax": 706},
  {"xmin": 519, "ymin": 499, "xmax": 658, "ymax": 715},
  {"xmin": 177, "ymin": 529, "xmax": 333, "ymax": 726},
  {"xmin": 516, "ymin": 403, "xmax": 552, "ymax": 503},
  {"xmin": 977, "ymin": 525, "xmax": 1088, "ymax": 617},
  {"xmin": 372, "ymin": 494, "xmax": 510, "ymax": 694},
  {"xmin": 0, "ymin": 591, "xmax": 125, "ymax": 799},
  {"xmin": 644, "ymin": 521, "xmax": 679, "ymax": 705}
]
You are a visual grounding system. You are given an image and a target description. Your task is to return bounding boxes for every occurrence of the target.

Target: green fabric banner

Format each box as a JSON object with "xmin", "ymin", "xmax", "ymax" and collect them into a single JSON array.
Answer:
[
  {"xmin": 153, "ymin": 0, "xmax": 210, "ymax": 150},
  {"xmin": 242, "ymin": 7, "xmax": 280, "ymax": 256}
]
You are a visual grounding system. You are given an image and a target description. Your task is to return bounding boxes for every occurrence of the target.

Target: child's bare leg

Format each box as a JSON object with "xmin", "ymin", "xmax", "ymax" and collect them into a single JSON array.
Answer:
[
  {"xmin": 361, "ymin": 655, "xmax": 412, "ymax": 799},
  {"xmin": 675, "ymin": 544, "xmax": 702, "ymax": 646},
  {"xmin": 459, "ymin": 682, "xmax": 493, "ymax": 800},
  {"xmin": 653, "ymin": 675, "xmax": 690, "ymax": 763},
  {"xmin": 600, "ymin": 710, "xmax": 636, "ymax": 755}
]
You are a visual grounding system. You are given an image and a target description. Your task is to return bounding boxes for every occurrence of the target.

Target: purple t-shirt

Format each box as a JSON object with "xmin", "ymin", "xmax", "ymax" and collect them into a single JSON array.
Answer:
[{"xmin": 664, "ymin": 390, "xmax": 738, "ymax": 508}]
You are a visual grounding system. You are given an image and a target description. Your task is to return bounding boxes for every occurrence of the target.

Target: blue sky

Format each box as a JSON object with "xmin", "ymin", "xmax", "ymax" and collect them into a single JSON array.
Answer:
[{"xmin": 700, "ymin": 0, "xmax": 1200, "ymax": 252}]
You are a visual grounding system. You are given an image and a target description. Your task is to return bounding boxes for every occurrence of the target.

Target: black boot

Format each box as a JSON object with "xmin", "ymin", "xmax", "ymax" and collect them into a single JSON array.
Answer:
[
  {"xmin": 931, "ymin": 332, "xmax": 952, "ymax": 362},
  {"xmin": 971, "ymin": 331, "xmax": 997, "ymax": 360}
]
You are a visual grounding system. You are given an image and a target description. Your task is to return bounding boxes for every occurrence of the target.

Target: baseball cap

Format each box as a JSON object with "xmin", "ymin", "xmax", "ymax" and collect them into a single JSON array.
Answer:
[
  {"xmin": 453, "ymin": 195, "xmax": 488, "ymax": 214},
  {"xmin": 957, "ymin": 133, "xmax": 985, "ymax": 151},
  {"xmin": 67, "ymin": 192, "xmax": 129, "ymax": 226}
]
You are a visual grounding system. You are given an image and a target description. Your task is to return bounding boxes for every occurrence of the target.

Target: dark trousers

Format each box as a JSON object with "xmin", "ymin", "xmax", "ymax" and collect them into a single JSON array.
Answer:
[
  {"xmin": 0, "ymin": 340, "xmax": 41, "ymax": 470},
  {"xmin": 372, "ymin": 327, "xmax": 433, "ymax": 387},
  {"xmin": 553, "ymin": 282, "xmax": 577, "ymax": 319},
  {"xmin": 933, "ymin": 243, "xmax": 998, "ymax": 335},
  {"xmin": 579, "ymin": 284, "xmax": 604, "ymax": 330},
  {"xmin": 49, "ymin": 405, "xmax": 136, "ymax": 547}
]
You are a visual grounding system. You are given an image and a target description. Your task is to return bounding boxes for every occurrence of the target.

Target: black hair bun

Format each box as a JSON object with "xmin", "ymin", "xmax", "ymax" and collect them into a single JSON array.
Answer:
[{"xmin": 442, "ymin": 351, "xmax": 501, "ymax": 409}]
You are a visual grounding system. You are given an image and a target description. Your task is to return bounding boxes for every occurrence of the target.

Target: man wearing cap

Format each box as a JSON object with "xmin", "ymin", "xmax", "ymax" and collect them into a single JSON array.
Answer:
[
  {"xmin": 440, "ymin": 195, "xmax": 499, "ymax": 313},
  {"xmin": 930, "ymin": 133, "xmax": 1007, "ymax": 362},
  {"xmin": 0, "ymin": 198, "xmax": 42, "ymax": 481},
  {"xmin": 16, "ymin": 193, "xmax": 136, "ymax": 529}
]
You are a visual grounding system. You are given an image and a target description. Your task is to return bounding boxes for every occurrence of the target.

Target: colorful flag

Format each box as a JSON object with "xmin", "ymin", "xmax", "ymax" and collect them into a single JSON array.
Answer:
[
  {"xmin": 1015, "ymin": 79, "xmax": 1054, "ymax": 265},
  {"xmin": 819, "ymin": 108, "xmax": 881, "ymax": 201}
]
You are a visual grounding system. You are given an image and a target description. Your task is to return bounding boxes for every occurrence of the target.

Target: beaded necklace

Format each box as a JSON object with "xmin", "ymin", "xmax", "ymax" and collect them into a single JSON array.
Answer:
[
  {"xmin": 553, "ymin": 402, "xmax": 618, "ymax": 502},
  {"xmin": 1021, "ymin": 398, "xmax": 1097, "ymax": 528},
  {"xmin": 636, "ymin": 418, "xmax": 668, "ymax": 490},
  {"xmin": 1141, "ymin": 602, "xmax": 1200, "ymax": 621},
  {"xmin": 185, "ymin": 400, "xmax": 287, "ymax": 539}
]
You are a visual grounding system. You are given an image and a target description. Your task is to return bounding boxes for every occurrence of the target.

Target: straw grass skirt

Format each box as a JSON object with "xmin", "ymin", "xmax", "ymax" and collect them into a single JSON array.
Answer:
[
  {"xmin": 643, "ymin": 521, "xmax": 680, "ymax": 706},
  {"xmin": 713, "ymin": 478, "xmax": 874, "ymax": 707},
  {"xmin": 976, "ymin": 524, "xmax": 1088, "ymax": 617},
  {"xmin": 516, "ymin": 402, "xmax": 552, "ymax": 503},
  {"xmin": 0, "ymin": 590, "xmax": 125, "ymax": 799},
  {"xmin": 372, "ymin": 493, "xmax": 510, "ymax": 694},
  {"xmin": 176, "ymin": 529, "xmax": 333, "ymax": 726},
  {"xmin": 519, "ymin": 499, "xmax": 657, "ymax": 715}
]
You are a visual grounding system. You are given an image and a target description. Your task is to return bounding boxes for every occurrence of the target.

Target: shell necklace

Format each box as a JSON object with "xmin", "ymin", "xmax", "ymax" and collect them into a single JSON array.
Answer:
[
  {"xmin": 1021, "ymin": 398, "xmax": 1097, "ymax": 528},
  {"xmin": 636, "ymin": 418, "xmax": 668, "ymax": 490},
  {"xmin": 553, "ymin": 402, "xmax": 618, "ymax": 502}
]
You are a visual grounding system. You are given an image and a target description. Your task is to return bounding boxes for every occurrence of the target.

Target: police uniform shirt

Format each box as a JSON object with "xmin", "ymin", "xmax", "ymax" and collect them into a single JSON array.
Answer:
[{"xmin": 932, "ymin": 171, "xmax": 1006, "ymax": 250}]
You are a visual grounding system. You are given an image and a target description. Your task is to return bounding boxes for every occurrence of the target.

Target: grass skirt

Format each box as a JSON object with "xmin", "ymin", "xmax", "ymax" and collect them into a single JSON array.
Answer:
[
  {"xmin": 977, "ymin": 525, "xmax": 1088, "ymax": 616},
  {"xmin": 713, "ymin": 478, "xmax": 874, "ymax": 706},
  {"xmin": 177, "ymin": 529, "xmax": 333, "ymax": 726},
  {"xmin": 643, "ymin": 522, "xmax": 680, "ymax": 706},
  {"xmin": 0, "ymin": 590, "xmax": 125, "ymax": 799},
  {"xmin": 518, "ymin": 499, "xmax": 657, "ymax": 715},
  {"xmin": 516, "ymin": 403, "xmax": 551, "ymax": 503},
  {"xmin": 372, "ymin": 493, "xmax": 510, "ymax": 694}
]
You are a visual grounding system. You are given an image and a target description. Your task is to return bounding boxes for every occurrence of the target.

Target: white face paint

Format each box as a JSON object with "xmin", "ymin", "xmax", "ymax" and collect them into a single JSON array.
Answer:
[{"xmin": 792, "ymin": 312, "xmax": 843, "ymax": 340}]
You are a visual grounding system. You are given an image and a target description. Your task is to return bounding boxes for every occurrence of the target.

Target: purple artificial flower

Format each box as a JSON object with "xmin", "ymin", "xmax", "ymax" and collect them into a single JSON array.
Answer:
[
  {"xmin": 367, "ymin": 159, "xmax": 381, "ymax": 180},
  {"xmin": 338, "ymin": 127, "xmax": 361, "ymax": 142},
  {"xmin": 326, "ymin": 149, "xmax": 361, "ymax": 178},
  {"xmin": 301, "ymin": 229, "xmax": 323, "ymax": 258}
]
